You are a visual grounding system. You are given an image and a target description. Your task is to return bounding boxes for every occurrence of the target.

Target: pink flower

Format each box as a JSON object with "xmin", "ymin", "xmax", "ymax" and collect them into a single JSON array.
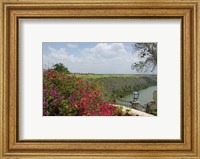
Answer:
[{"xmin": 43, "ymin": 102, "xmax": 48, "ymax": 107}]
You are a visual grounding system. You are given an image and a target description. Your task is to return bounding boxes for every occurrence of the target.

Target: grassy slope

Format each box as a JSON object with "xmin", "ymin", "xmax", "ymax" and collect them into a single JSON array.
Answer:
[{"xmin": 76, "ymin": 74, "xmax": 142, "ymax": 79}]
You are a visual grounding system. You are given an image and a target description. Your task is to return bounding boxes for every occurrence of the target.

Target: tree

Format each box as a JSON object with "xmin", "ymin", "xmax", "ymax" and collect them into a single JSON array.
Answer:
[
  {"xmin": 131, "ymin": 43, "xmax": 157, "ymax": 72},
  {"xmin": 52, "ymin": 63, "xmax": 70, "ymax": 73}
]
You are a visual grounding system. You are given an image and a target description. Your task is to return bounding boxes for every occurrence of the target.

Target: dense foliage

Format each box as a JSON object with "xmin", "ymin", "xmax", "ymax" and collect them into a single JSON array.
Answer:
[
  {"xmin": 43, "ymin": 70, "xmax": 126, "ymax": 116},
  {"xmin": 52, "ymin": 63, "xmax": 70, "ymax": 73}
]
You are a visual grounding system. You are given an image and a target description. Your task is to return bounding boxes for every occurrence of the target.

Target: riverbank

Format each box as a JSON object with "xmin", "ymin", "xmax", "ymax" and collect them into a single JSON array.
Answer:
[
  {"xmin": 116, "ymin": 86, "xmax": 157, "ymax": 116},
  {"xmin": 119, "ymin": 86, "xmax": 157, "ymax": 107}
]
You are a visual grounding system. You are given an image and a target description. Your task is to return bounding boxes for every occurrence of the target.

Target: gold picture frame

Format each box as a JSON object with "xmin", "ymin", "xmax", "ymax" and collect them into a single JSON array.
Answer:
[{"xmin": 0, "ymin": 0, "xmax": 199, "ymax": 158}]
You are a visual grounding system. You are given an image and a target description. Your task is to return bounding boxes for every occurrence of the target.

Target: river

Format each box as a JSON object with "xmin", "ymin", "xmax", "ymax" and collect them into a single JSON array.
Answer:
[{"xmin": 117, "ymin": 86, "xmax": 157, "ymax": 107}]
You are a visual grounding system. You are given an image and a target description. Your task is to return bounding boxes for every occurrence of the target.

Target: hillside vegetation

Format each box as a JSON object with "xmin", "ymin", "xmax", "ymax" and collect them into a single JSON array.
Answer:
[{"xmin": 78, "ymin": 74, "xmax": 157, "ymax": 102}]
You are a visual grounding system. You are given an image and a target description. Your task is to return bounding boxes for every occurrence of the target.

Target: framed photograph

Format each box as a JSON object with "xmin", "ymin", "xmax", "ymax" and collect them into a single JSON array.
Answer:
[
  {"xmin": 42, "ymin": 42, "xmax": 157, "ymax": 117},
  {"xmin": 0, "ymin": 0, "xmax": 199, "ymax": 158}
]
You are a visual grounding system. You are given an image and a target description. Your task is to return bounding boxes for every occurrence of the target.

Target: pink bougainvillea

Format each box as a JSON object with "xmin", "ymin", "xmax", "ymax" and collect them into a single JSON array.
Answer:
[{"xmin": 43, "ymin": 69, "xmax": 124, "ymax": 116}]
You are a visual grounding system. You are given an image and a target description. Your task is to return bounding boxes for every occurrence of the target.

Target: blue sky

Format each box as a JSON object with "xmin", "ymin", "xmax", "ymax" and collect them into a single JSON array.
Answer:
[{"xmin": 42, "ymin": 42, "xmax": 156, "ymax": 74}]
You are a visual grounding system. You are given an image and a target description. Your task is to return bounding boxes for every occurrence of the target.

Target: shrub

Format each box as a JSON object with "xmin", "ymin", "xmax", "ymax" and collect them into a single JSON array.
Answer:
[
  {"xmin": 43, "ymin": 69, "xmax": 125, "ymax": 116},
  {"xmin": 52, "ymin": 63, "xmax": 70, "ymax": 73}
]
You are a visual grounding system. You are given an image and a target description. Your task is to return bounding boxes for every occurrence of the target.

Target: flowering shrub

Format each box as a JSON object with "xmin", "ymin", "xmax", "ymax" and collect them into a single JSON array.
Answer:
[{"xmin": 43, "ymin": 69, "xmax": 126, "ymax": 116}]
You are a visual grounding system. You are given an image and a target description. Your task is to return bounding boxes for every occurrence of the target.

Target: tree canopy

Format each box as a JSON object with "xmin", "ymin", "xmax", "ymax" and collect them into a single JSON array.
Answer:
[
  {"xmin": 52, "ymin": 63, "xmax": 70, "ymax": 73},
  {"xmin": 131, "ymin": 43, "xmax": 157, "ymax": 73}
]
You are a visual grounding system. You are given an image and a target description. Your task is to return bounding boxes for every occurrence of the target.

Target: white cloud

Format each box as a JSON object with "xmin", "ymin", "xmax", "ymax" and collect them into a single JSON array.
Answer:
[
  {"xmin": 43, "ymin": 43, "xmax": 144, "ymax": 74},
  {"xmin": 66, "ymin": 43, "xmax": 78, "ymax": 48},
  {"xmin": 82, "ymin": 43, "xmax": 127, "ymax": 59}
]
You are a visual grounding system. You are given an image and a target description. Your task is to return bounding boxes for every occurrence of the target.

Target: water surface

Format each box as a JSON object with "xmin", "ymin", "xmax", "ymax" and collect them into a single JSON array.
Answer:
[{"xmin": 118, "ymin": 86, "xmax": 157, "ymax": 107}]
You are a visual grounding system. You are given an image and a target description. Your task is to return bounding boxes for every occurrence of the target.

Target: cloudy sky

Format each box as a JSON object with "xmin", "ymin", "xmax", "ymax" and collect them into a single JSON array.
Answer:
[{"xmin": 43, "ymin": 42, "xmax": 156, "ymax": 74}]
